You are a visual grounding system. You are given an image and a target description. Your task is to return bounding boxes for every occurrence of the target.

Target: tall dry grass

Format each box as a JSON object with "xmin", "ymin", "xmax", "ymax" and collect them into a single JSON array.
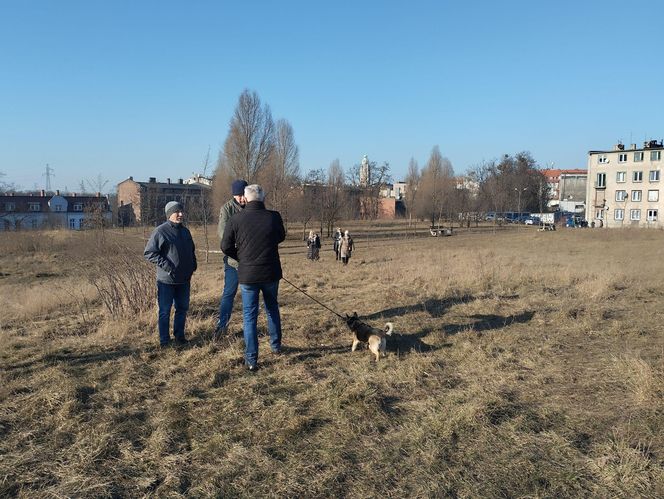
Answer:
[{"xmin": 1, "ymin": 225, "xmax": 663, "ymax": 497}]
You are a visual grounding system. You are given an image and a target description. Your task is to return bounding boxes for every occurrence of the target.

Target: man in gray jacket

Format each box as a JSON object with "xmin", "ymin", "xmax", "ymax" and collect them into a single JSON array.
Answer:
[
  {"xmin": 144, "ymin": 201, "xmax": 197, "ymax": 347},
  {"xmin": 214, "ymin": 179, "xmax": 247, "ymax": 339}
]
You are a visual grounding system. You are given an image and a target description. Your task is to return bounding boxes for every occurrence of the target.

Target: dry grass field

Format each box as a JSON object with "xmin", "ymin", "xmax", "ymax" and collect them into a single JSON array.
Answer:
[{"xmin": 1, "ymin": 223, "xmax": 663, "ymax": 498}]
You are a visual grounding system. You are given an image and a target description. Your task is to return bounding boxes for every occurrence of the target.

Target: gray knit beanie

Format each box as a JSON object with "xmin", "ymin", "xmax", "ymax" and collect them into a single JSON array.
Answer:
[{"xmin": 165, "ymin": 201, "xmax": 184, "ymax": 218}]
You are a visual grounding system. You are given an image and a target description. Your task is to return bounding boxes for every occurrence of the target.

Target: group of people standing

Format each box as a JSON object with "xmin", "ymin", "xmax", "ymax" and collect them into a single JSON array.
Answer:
[
  {"xmin": 306, "ymin": 228, "xmax": 354, "ymax": 265},
  {"xmin": 333, "ymin": 227, "xmax": 354, "ymax": 265},
  {"xmin": 144, "ymin": 179, "xmax": 285, "ymax": 372},
  {"xmin": 143, "ymin": 179, "xmax": 358, "ymax": 371}
]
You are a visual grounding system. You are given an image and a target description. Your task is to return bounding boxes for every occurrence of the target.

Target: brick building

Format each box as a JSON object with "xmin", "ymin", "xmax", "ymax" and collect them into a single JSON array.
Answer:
[{"xmin": 117, "ymin": 176, "xmax": 212, "ymax": 226}]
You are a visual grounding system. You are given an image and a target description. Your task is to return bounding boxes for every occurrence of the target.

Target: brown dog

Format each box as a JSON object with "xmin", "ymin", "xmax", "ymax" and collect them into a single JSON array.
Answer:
[{"xmin": 345, "ymin": 312, "xmax": 394, "ymax": 362}]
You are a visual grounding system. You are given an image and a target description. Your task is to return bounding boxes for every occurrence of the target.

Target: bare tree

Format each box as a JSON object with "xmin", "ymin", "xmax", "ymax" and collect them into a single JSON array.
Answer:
[
  {"xmin": 222, "ymin": 89, "xmax": 274, "ymax": 182},
  {"xmin": 0, "ymin": 171, "xmax": 18, "ymax": 192},
  {"xmin": 405, "ymin": 157, "xmax": 420, "ymax": 226},
  {"xmin": 195, "ymin": 148, "xmax": 213, "ymax": 262},
  {"xmin": 322, "ymin": 159, "xmax": 346, "ymax": 235},
  {"xmin": 294, "ymin": 169, "xmax": 326, "ymax": 239},
  {"xmin": 418, "ymin": 146, "xmax": 455, "ymax": 226},
  {"xmin": 471, "ymin": 153, "xmax": 547, "ymax": 217},
  {"xmin": 262, "ymin": 119, "xmax": 300, "ymax": 222}
]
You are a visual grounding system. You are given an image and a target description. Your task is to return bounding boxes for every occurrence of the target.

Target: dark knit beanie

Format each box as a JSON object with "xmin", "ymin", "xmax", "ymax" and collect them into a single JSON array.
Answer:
[
  {"xmin": 231, "ymin": 179, "xmax": 248, "ymax": 196},
  {"xmin": 165, "ymin": 201, "xmax": 184, "ymax": 218}
]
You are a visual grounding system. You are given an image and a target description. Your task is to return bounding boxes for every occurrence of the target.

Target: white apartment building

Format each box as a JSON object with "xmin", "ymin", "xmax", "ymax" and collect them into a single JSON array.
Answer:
[{"xmin": 586, "ymin": 140, "xmax": 664, "ymax": 228}]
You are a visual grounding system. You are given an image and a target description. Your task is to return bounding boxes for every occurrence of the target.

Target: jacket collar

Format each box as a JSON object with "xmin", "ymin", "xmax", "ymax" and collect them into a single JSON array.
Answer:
[{"xmin": 245, "ymin": 201, "xmax": 265, "ymax": 210}]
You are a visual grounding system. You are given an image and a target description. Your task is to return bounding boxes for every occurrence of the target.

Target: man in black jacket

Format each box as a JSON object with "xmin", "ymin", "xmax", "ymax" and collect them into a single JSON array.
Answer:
[
  {"xmin": 144, "ymin": 201, "xmax": 197, "ymax": 347},
  {"xmin": 221, "ymin": 184, "xmax": 285, "ymax": 371}
]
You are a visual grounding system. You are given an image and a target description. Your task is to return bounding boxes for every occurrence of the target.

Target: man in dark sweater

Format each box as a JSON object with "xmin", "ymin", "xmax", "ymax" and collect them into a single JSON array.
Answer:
[
  {"xmin": 221, "ymin": 184, "xmax": 285, "ymax": 371},
  {"xmin": 144, "ymin": 201, "xmax": 197, "ymax": 347}
]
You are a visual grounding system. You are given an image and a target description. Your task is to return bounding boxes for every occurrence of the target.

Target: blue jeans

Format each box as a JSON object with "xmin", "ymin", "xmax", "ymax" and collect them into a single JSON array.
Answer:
[
  {"xmin": 157, "ymin": 281, "xmax": 190, "ymax": 345},
  {"xmin": 217, "ymin": 257, "xmax": 239, "ymax": 329},
  {"xmin": 240, "ymin": 280, "xmax": 282, "ymax": 366}
]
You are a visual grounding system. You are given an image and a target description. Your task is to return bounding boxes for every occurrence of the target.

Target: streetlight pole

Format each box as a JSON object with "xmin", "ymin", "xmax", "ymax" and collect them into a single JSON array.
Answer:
[{"xmin": 514, "ymin": 187, "xmax": 527, "ymax": 217}]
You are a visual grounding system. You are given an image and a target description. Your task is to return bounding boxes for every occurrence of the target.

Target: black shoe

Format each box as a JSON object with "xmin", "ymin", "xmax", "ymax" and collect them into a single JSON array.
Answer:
[
  {"xmin": 174, "ymin": 337, "xmax": 189, "ymax": 346},
  {"xmin": 159, "ymin": 341, "xmax": 172, "ymax": 349},
  {"xmin": 247, "ymin": 364, "xmax": 259, "ymax": 372},
  {"xmin": 213, "ymin": 326, "xmax": 227, "ymax": 341}
]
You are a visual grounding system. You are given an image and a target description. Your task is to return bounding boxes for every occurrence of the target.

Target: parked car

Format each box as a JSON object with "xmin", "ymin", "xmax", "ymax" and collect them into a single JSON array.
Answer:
[
  {"xmin": 565, "ymin": 215, "xmax": 588, "ymax": 228},
  {"xmin": 524, "ymin": 216, "xmax": 541, "ymax": 225}
]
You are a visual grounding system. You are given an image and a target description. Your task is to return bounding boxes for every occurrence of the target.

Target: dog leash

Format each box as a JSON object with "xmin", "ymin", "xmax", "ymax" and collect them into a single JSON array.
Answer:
[{"xmin": 282, "ymin": 276, "xmax": 345, "ymax": 319}]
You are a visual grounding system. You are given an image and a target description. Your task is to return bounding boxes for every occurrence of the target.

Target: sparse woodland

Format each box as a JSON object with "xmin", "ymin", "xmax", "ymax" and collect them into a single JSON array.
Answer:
[{"xmin": 1, "ymin": 223, "xmax": 663, "ymax": 497}]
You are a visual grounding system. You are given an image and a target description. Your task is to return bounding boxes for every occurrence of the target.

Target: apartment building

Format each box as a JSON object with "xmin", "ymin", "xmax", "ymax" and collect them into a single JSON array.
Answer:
[
  {"xmin": 0, "ymin": 190, "xmax": 111, "ymax": 231},
  {"xmin": 586, "ymin": 140, "xmax": 664, "ymax": 228},
  {"xmin": 542, "ymin": 169, "xmax": 587, "ymax": 213}
]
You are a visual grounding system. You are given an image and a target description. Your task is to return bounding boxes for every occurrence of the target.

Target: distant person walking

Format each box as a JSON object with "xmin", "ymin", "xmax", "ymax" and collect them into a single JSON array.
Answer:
[
  {"xmin": 221, "ymin": 184, "xmax": 286, "ymax": 372},
  {"xmin": 340, "ymin": 230, "xmax": 354, "ymax": 265},
  {"xmin": 306, "ymin": 230, "xmax": 321, "ymax": 261},
  {"xmin": 333, "ymin": 227, "xmax": 342, "ymax": 261},
  {"xmin": 144, "ymin": 201, "xmax": 197, "ymax": 347},
  {"xmin": 214, "ymin": 179, "xmax": 247, "ymax": 339}
]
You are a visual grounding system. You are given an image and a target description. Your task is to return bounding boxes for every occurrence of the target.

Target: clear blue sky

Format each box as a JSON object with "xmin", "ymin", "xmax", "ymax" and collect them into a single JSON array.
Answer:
[{"xmin": 1, "ymin": 0, "xmax": 662, "ymax": 193}]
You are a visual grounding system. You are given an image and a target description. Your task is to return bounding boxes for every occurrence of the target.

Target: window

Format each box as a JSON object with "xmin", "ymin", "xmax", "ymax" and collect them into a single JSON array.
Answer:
[
  {"xmin": 616, "ymin": 171, "xmax": 626, "ymax": 182},
  {"xmin": 598, "ymin": 154, "xmax": 609, "ymax": 164},
  {"xmin": 615, "ymin": 190, "xmax": 627, "ymax": 201},
  {"xmin": 630, "ymin": 209, "xmax": 641, "ymax": 221},
  {"xmin": 633, "ymin": 171, "xmax": 643, "ymax": 182},
  {"xmin": 596, "ymin": 172, "xmax": 606, "ymax": 188},
  {"xmin": 4, "ymin": 202, "xmax": 15, "ymax": 212},
  {"xmin": 651, "ymin": 150, "xmax": 662, "ymax": 161},
  {"xmin": 28, "ymin": 202, "xmax": 40, "ymax": 212},
  {"xmin": 632, "ymin": 190, "xmax": 642, "ymax": 202},
  {"xmin": 54, "ymin": 205, "xmax": 63, "ymax": 212},
  {"xmin": 647, "ymin": 209, "xmax": 658, "ymax": 222},
  {"xmin": 596, "ymin": 209, "xmax": 605, "ymax": 220},
  {"xmin": 650, "ymin": 170, "xmax": 660, "ymax": 182},
  {"xmin": 619, "ymin": 153, "xmax": 628, "ymax": 163},
  {"xmin": 615, "ymin": 209, "xmax": 624, "ymax": 221},
  {"xmin": 69, "ymin": 218, "xmax": 77, "ymax": 229},
  {"xmin": 31, "ymin": 219, "xmax": 38, "ymax": 229},
  {"xmin": 648, "ymin": 190, "xmax": 659, "ymax": 202},
  {"xmin": 634, "ymin": 151, "xmax": 644, "ymax": 162},
  {"xmin": 73, "ymin": 203, "xmax": 83, "ymax": 211}
]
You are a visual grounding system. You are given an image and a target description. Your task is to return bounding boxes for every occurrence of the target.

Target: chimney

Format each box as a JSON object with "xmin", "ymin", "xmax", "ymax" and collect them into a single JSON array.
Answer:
[
  {"xmin": 40, "ymin": 189, "xmax": 45, "ymax": 197},
  {"xmin": 149, "ymin": 177, "xmax": 156, "ymax": 183},
  {"xmin": 96, "ymin": 192, "xmax": 101, "ymax": 197},
  {"xmin": 631, "ymin": 143, "xmax": 637, "ymax": 150},
  {"xmin": 167, "ymin": 178, "xmax": 171, "ymax": 184},
  {"xmin": 129, "ymin": 176, "xmax": 133, "ymax": 181},
  {"xmin": 178, "ymin": 178, "xmax": 184, "ymax": 184},
  {"xmin": 56, "ymin": 189, "xmax": 60, "ymax": 196},
  {"xmin": 72, "ymin": 193, "xmax": 76, "ymax": 197}
]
